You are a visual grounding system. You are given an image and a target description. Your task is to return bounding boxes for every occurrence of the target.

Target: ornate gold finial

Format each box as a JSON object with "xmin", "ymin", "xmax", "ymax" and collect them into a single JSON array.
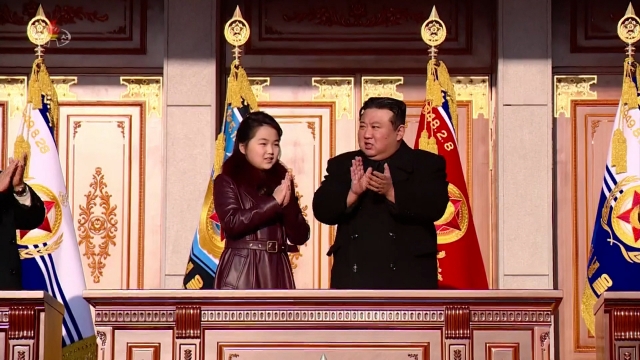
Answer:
[
  {"xmin": 610, "ymin": 3, "xmax": 640, "ymax": 175},
  {"xmin": 421, "ymin": 6, "xmax": 446, "ymax": 60},
  {"xmin": 618, "ymin": 3, "xmax": 640, "ymax": 58},
  {"xmin": 27, "ymin": 5, "xmax": 52, "ymax": 58},
  {"xmin": 224, "ymin": 6, "xmax": 250, "ymax": 63},
  {"xmin": 419, "ymin": 6, "xmax": 451, "ymax": 155}
]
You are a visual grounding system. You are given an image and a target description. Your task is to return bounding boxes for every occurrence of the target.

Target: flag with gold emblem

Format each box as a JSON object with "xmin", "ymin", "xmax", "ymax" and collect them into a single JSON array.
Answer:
[
  {"xmin": 580, "ymin": 54, "xmax": 640, "ymax": 334},
  {"xmin": 413, "ymin": 7, "xmax": 488, "ymax": 289},
  {"xmin": 16, "ymin": 56, "xmax": 97, "ymax": 360},
  {"xmin": 414, "ymin": 58, "xmax": 489, "ymax": 290},
  {"xmin": 182, "ymin": 58, "xmax": 258, "ymax": 289}
]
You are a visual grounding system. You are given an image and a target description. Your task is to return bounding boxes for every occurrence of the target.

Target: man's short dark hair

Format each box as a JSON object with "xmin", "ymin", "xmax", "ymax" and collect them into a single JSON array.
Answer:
[{"xmin": 359, "ymin": 97, "xmax": 407, "ymax": 130}]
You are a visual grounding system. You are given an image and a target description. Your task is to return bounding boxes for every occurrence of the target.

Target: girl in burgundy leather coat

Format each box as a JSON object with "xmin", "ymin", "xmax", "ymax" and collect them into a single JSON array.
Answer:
[{"xmin": 213, "ymin": 111, "xmax": 310, "ymax": 289}]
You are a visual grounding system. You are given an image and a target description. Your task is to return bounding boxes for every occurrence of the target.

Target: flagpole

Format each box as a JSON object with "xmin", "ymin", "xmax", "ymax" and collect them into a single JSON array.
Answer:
[
  {"xmin": 418, "ymin": 7, "xmax": 446, "ymax": 154},
  {"xmin": 612, "ymin": 3, "xmax": 640, "ymax": 174}
]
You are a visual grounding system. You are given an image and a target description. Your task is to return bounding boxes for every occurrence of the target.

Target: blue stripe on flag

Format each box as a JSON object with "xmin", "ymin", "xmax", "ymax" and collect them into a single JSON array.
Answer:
[{"xmin": 19, "ymin": 103, "xmax": 95, "ymax": 352}]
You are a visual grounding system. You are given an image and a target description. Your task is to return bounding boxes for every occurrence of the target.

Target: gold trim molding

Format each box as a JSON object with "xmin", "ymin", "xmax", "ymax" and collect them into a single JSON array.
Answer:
[
  {"xmin": 312, "ymin": 77, "xmax": 354, "ymax": 119},
  {"xmin": 361, "ymin": 77, "xmax": 404, "ymax": 105},
  {"xmin": 248, "ymin": 77, "xmax": 271, "ymax": 101},
  {"xmin": 120, "ymin": 77, "xmax": 162, "ymax": 118},
  {"xmin": 51, "ymin": 76, "xmax": 78, "ymax": 101},
  {"xmin": 0, "ymin": 76, "xmax": 27, "ymax": 119},
  {"xmin": 554, "ymin": 75, "xmax": 598, "ymax": 117},
  {"xmin": 453, "ymin": 77, "xmax": 489, "ymax": 118}
]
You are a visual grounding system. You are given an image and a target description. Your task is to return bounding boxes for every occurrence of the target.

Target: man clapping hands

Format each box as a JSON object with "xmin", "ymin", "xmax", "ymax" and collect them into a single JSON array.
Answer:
[{"xmin": 0, "ymin": 153, "xmax": 45, "ymax": 290}]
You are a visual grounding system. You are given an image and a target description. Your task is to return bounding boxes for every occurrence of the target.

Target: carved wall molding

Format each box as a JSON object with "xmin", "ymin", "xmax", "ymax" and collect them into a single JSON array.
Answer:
[
  {"xmin": 50, "ymin": 76, "xmax": 78, "ymax": 101},
  {"xmin": 361, "ymin": 77, "xmax": 404, "ymax": 105},
  {"xmin": 120, "ymin": 77, "xmax": 162, "ymax": 118},
  {"xmin": 444, "ymin": 306, "xmax": 470, "ymax": 340},
  {"xmin": 0, "ymin": 0, "xmax": 148, "ymax": 55},
  {"xmin": 175, "ymin": 305, "xmax": 202, "ymax": 339},
  {"xmin": 311, "ymin": 77, "xmax": 355, "ymax": 119},
  {"xmin": 8, "ymin": 306, "xmax": 36, "ymax": 340},
  {"xmin": 554, "ymin": 75, "xmax": 598, "ymax": 117},
  {"xmin": 77, "ymin": 167, "xmax": 118, "ymax": 284},
  {"xmin": 0, "ymin": 76, "xmax": 27, "ymax": 119},
  {"xmin": 248, "ymin": 77, "xmax": 271, "ymax": 101},
  {"xmin": 453, "ymin": 77, "xmax": 489, "ymax": 118},
  {"xmin": 612, "ymin": 308, "xmax": 640, "ymax": 341}
]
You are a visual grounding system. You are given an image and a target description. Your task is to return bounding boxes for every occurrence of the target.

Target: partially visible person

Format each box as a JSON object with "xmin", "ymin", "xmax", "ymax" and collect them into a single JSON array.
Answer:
[
  {"xmin": 312, "ymin": 97, "xmax": 449, "ymax": 290},
  {"xmin": 0, "ymin": 154, "xmax": 46, "ymax": 290},
  {"xmin": 213, "ymin": 111, "xmax": 310, "ymax": 289}
]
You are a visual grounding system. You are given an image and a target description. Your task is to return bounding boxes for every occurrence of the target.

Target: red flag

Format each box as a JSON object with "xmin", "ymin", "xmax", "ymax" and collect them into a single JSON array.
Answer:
[{"xmin": 413, "ymin": 60, "xmax": 488, "ymax": 289}]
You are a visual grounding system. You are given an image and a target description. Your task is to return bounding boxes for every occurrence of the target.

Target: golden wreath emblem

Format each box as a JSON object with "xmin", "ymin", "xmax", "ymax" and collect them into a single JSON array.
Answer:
[
  {"xmin": 609, "ymin": 181, "xmax": 640, "ymax": 263},
  {"xmin": 17, "ymin": 184, "xmax": 63, "ymax": 259},
  {"xmin": 435, "ymin": 183, "xmax": 469, "ymax": 244}
]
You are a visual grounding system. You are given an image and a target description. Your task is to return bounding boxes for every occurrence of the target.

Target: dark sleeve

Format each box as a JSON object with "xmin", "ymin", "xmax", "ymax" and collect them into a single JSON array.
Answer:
[
  {"xmin": 13, "ymin": 185, "xmax": 46, "ymax": 230},
  {"xmin": 312, "ymin": 157, "xmax": 352, "ymax": 225},
  {"xmin": 282, "ymin": 179, "xmax": 311, "ymax": 246},
  {"xmin": 388, "ymin": 154, "xmax": 449, "ymax": 223},
  {"xmin": 214, "ymin": 174, "xmax": 282, "ymax": 239}
]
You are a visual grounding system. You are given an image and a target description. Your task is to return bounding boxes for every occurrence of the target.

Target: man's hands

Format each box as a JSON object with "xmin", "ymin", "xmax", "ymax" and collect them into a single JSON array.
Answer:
[
  {"xmin": 347, "ymin": 157, "xmax": 394, "ymax": 206},
  {"xmin": 13, "ymin": 153, "xmax": 27, "ymax": 190},
  {"xmin": 349, "ymin": 157, "xmax": 371, "ymax": 196},
  {"xmin": 367, "ymin": 163, "xmax": 394, "ymax": 202},
  {"xmin": 0, "ymin": 153, "xmax": 27, "ymax": 193}
]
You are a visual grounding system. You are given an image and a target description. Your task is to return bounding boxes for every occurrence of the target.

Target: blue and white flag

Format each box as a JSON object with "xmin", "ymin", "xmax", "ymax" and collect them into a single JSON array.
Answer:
[
  {"xmin": 581, "ymin": 59, "xmax": 640, "ymax": 334},
  {"xmin": 183, "ymin": 60, "xmax": 258, "ymax": 289},
  {"xmin": 17, "ymin": 59, "xmax": 96, "ymax": 359}
]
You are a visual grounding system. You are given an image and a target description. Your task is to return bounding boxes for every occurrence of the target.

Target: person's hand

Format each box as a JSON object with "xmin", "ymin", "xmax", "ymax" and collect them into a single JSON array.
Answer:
[
  {"xmin": 367, "ymin": 163, "xmax": 393, "ymax": 199},
  {"xmin": 282, "ymin": 173, "xmax": 292, "ymax": 206},
  {"xmin": 350, "ymin": 157, "xmax": 371, "ymax": 196},
  {"xmin": 12, "ymin": 152, "xmax": 27, "ymax": 189},
  {"xmin": 273, "ymin": 173, "xmax": 291, "ymax": 206},
  {"xmin": 0, "ymin": 158, "xmax": 18, "ymax": 193}
]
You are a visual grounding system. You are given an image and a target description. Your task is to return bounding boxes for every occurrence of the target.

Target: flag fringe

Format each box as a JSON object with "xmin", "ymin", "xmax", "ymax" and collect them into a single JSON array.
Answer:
[
  {"xmin": 62, "ymin": 335, "xmax": 97, "ymax": 360},
  {"xmin": 420, "ymin": 59, "xmax": 459, "ymax": 154},
  {"xmin": 226, "ymin": 59, "xmax": 258, "ymax": 111},
  {"xmin": 580, "ymin": 281, "xmax": 597, "ymax": 335},
  {"xmin": 27, "ymin": 58, "xmax": 58, "ymax": 129},
  {"xmin": 612, "ymin": 58, "xmax": 639, "ymax": 174}
]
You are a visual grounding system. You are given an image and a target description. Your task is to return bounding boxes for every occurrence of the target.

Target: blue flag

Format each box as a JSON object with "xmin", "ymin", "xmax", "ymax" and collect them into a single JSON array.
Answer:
[
  {"xmin": 581, "ymin": 58, "xmax": 640, "ymax": 334},
  {"xmin": 17, "ymin": 59, "xmax": 97, "ymax": 359},
  {"xmin": 183, "ymin": 61, "xmax": 258, "ymax": 289}
]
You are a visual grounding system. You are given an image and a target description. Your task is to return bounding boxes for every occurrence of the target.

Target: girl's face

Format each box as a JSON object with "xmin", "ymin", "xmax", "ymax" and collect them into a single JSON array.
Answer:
[{"xmin": 239, "ymin": 125, "xmax": 280, "ymax": 170}]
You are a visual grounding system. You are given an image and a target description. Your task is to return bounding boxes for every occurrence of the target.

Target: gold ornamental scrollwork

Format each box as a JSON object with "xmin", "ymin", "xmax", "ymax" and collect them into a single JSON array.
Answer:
[
  {"xmin": 452, "ymin": 77, "xmax": 489, "ymax": 118},
  {"xmin": 361, "ymin": 77, "xmax": 404, "ymax": 105},
  {"xmin": 0, "ymin": 76, "xmax": 27, "ymax": 119},
  {"xmin": 77, "ymin": 167, "xmax": 118, "ymax": 283},
  {"xmin": 306, "ymin": 121, "xmax": 316, "ymax": 140},
  {"xmin": 248, "ymin": 77, "xmax": 271, "ymax": 101},
  {"xmin": 120, "ymin": 77, "xmax": 162, "ymax": 118},
  {"xmin": 50, "ymin": 76, "xmax": 78, "ymax": 101},
  {"xmin": 554, "ymin": 75, "xmax": 598, "ymax": 117},
  {"xmin": 312, "ymin": 77, "xmax": 354, "ymax": 119}
]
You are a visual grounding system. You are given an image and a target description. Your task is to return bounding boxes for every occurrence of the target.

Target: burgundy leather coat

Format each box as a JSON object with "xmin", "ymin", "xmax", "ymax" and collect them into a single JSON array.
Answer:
[{"xmin": 212, "ymin": 154, "xmax": 310, "ymax": 289}]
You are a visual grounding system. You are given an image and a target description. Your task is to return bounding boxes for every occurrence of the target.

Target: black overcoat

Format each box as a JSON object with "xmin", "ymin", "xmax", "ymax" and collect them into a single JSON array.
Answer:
[
  {"xmin": 0, "ymin": 182, "xmax": 45, "ymax": 290},
  {"xmin": 312, "ymin": 141, "xmax": 449, "ymax": 289}
]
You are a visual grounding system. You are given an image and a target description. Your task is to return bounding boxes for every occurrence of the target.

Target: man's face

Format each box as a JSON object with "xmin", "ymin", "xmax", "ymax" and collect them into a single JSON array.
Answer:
[{"xmin": 357, "ymin": 108, "xmax": 405, "ymax": 160}]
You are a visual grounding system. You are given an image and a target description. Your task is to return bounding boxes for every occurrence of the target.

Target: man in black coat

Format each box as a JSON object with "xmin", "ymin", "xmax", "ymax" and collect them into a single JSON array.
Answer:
[
  {"xmin": 312, "ymin": 97, "xmax": 449, "ymax": 289},
  {"xmin": 0, "ymin": 154, "xmax": 46, "ymax": 290}
]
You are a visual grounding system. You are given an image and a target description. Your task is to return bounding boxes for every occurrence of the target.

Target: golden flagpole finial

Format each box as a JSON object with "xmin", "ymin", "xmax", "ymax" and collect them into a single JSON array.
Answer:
[
  {"xmin": 421, "ymin": 6, "xmax": 446, "ymax": 60},
  {"xmin": 618, "ymin": 2, "xmax": 640, "ymax": 59},
  {"xmin": 224, "ymin": 6, "xmax": 250, "ymax": 64},
  {"xmin": 26, "ymin": 5, "xmax": 52, "ymax": 58}
]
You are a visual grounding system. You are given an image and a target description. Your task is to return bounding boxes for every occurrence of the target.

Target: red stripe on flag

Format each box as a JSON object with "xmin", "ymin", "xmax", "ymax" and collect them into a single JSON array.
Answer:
[{"xmin": 414, "ymin": 103, "xmax": 489, "ymax": 290}]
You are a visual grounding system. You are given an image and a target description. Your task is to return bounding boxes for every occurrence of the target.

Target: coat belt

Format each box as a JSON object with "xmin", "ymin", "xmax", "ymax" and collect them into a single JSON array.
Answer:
[{"xmin": 225, "ymin": 240, "xmax": 293, "ymax": 253}]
